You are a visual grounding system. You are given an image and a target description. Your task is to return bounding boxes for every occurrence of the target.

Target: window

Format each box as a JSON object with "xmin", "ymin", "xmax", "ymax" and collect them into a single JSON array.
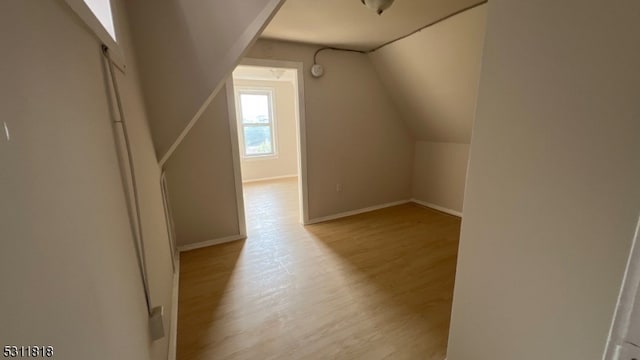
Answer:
[
  {"xmin": 237, "ymin": 89, "xmax": 277, "ymax": 157},
  {"xmin": 64, "ymin": 0, "xmax": 124, "ymax": 68},
  {"xmin": 82, "ymin": 0, "xmax": 117, "ymax": 41}
]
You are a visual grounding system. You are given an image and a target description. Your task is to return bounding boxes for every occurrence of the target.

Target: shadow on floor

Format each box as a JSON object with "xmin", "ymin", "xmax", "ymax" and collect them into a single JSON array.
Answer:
[
  {"xmin": 177, "ymin": 239, "xmax": 245, "ymax": 359},
  {"xmin": 176, "ymin": 201, "xmax": 461, "ymax": 359},
  {"xmin": 304, "ymin": 203, "xmax": 461, "ymax": 354}
]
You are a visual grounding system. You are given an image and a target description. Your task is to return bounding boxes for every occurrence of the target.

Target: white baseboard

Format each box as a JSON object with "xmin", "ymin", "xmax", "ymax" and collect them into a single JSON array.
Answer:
[
  {"xmin": 242, "ymin": 174, "xmax": 297, "ymax": 183},
  {"xmin": 306, "ymin": 199, "xmax": 411, "ymax": 225},
  {"xmin": 167, "ymin": 256, "xmax": 180, "ymax": 360},
  {"xmin": 411, "ymin": 199, "xmax": 462, "ymax": 218},
  {"xmin": 177, "ymin": 234, "xmax": 246, "ymax": 252}
]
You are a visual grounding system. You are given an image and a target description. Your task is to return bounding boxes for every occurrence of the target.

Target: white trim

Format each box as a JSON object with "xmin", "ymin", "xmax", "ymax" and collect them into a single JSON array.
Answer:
[
  {"xmin": 293, "ymin": 63, "xmax": 310, "ymax": 226},
  {"xmin": 242, "ymin": 174, "xmax": 298, "ymax": 184},
  {"xmin": 225, "ymin": 78, "xmax": 247, "ymax": 239},
  {"xmin": 61, "ymin": 0, "xmax": 126, "ymax": 71},
  {"xmin": 307, "ymin": 200, "xmax": 411, "ymax": 225},
  {"xmin": 241, "ymin": 154, "xmax": 280, "ymax": 162},
  {"xmin": 167, "ymin": 256, "xmax": 180, "ymax": 360},
  {"xmin": 160, "ymin": 172, "xmax": 178, "ymax": 273},
  {"xmin": 158, "ymin": 0, "xmax": 285, "ymax": 167},
  {"xmin": 604, "ymin": 215, "xmax": 640, "ymax": 359},
  {"xmin": 177, "ymin": 234, "xmax": 245, "ymax": 253},
  {"xmin": 159, "ymin": 81, "xmax": 225, "ymax": 167},
  {"xmin": 410, "ymin": 199, "xmax": 463, "ymax": 217},
  {"xmin": 231, "ymin": 58, "xmax": 311, "ymax": 226}
]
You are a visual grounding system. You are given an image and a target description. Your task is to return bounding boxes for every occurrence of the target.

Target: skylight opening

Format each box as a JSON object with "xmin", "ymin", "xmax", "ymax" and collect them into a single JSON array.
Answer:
[{"xmin": 83, "ymin": 0, "xmax": 116, "ymax": 41}]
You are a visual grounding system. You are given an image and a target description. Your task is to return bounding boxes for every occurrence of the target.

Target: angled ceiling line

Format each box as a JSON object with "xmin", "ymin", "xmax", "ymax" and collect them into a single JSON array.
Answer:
[
  {"xmin": 368, "ymin": 0, "xmax": 488, "ymax": 52},
  {"xmin": 309, "ymin": 0, "xmax": 488, "ymax": 71},
  {"xmin": 313, "ymin": 46, "xmax": 367, "ymax": 64},
  {"xmin": 308, "ymin": 0, "xmax": 488, "ymax": 59},
  {"xmin": 157, "ymin": 0, "xmax": 287, "ymax": 168}
]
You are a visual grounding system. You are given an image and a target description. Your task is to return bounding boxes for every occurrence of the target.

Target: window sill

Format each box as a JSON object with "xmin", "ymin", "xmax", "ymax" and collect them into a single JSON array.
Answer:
[{"xmin": 242, "ymin": 154, "xmax": 279, "ymax": 162}]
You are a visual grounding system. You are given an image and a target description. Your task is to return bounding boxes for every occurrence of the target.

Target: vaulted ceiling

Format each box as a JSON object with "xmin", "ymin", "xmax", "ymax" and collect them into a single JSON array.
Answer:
[
  {"xmin": 261, "ymin": 0, "xmax": 483, "ymax": 51},
  {"xmin": 262, "ymin": 0, "xmax": 487, "ymax": 144},
  {"xmin": 370, "ymin": 5, "xmax": 487, "ymax": 143}
]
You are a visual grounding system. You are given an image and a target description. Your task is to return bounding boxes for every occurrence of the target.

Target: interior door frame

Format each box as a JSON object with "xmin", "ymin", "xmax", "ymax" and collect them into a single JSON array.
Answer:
[{"xmin": 225, "ymin": 58, "xmax": 310, "ymax": 236}]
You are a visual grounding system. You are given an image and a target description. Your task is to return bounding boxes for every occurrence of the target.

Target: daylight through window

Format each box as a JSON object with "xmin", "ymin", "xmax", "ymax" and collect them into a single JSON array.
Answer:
[
  {"xmin": 238, "ymin": 89, "xmax": 276, "ymax": 157},
  {"xmin": 83, "ymin": 0, "xmax": 116, "ymax": 41}
]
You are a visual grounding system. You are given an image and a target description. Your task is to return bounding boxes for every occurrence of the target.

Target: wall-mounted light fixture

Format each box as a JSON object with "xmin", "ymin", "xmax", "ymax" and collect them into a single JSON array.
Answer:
[
  {"xmin": 361, "ymin": 0, "xmax": 395, "ymax": 15},
  {"xmin": 310, "ymin": 64, "xmax": 324, "ymax": 78}
]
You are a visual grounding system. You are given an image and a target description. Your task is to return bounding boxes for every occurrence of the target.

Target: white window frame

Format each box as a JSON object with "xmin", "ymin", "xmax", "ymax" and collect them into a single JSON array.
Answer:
[
  {"xmin": 235, "ymin": 87, "xmax": 278, "ymax": 159},
  {"xmin": 62, "ymin": 0, "xmax": 126, "ymax": 71}
]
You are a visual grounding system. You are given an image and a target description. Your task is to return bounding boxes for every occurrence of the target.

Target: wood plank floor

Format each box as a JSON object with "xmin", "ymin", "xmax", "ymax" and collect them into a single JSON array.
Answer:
[{"xmin": 177, "ymin": 178, "xmax": 461, "ymax": 360}]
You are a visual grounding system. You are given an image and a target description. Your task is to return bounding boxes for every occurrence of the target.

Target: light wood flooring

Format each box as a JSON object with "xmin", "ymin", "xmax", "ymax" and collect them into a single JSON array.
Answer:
[{"xmin": 177, "ymin": 177, "xmax": 461, "ymax": 359}]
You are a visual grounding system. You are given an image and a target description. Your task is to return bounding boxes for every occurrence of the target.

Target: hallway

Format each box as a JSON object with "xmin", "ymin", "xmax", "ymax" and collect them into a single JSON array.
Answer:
[
  {"xmin": 176, "ymin": 177, "xmax": 460, "ymax": 359},
  {"xmin": 243, "ymin": 177, "xmax": 301, "ymax": 235}
]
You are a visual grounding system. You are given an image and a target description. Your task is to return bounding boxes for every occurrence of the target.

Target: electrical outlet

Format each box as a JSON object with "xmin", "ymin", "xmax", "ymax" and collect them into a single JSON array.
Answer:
[{"xmin": 336, "ymin": 183, "xmax": 342, "ymax": 192}]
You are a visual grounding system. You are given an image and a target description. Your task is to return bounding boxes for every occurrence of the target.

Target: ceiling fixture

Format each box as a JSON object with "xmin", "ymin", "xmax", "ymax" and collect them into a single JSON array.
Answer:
[
  {"xmin": 270, "ymin": 68, "xmax": 286, "ymax": 79},
  {"xmin": 361, "ymin": 0, "xmax": 395, "ymax": 15}
]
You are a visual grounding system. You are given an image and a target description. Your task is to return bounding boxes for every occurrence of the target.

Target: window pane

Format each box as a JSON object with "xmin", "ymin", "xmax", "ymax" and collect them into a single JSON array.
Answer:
[
  {"xmin": 243, "ymin": 126, "xmax": 273, "ymax": 155},
  {"xmin": 83, "ymin": 0, "xmax": 116, "ymax": 40},
  {"xmin": 240, "ymin": 93, "xmax": 270, "ymax": 124}
]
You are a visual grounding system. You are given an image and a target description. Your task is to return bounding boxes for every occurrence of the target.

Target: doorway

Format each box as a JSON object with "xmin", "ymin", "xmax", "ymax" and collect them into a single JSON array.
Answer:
[{"xmin": 226, "ymin": 59, "xmax": 309, "ymax": 237}]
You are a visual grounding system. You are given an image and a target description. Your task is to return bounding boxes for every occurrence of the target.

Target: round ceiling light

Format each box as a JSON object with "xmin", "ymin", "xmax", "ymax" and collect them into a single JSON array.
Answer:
[{"xmin": 361, "ymin": 0, "xmax": 395, "ymax": 15}]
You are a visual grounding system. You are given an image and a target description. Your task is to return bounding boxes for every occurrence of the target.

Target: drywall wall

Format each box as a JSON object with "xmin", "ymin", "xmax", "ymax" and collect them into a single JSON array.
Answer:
[
  {"xmin": 124, "ymin": 0, "xmax": 284, "ymax": 160},
  {"xmin": 247, "ymin": 40, "xmax": 414, "ymax": 220},
  {"xmin": 369, "ymin": 4, "xmax": 486, "ymax": 213},
  {"xmin": 0, "ymin": 1, "xmax": 174, "ymax": 359},
  {"xmin": 163, "ymin": 85, "xmax": 240, "ymax": 247},
  {"xmin": 412, "ymin": 142, "xmax": 469, "ymax": 212},
  {"xmin": 233, "ymin": 79, "xmax": 299, "ymax": 182},
  {"xmin": 162, "ymin": 39, "xmax": 413, "ymax": 247},
  {"xmin": 109, "ymin": 1, "xmax": 176, "ymax": 357},
  {"xmin": 447, "ymin": 0, "xmax": 640, "ymax": 359},
  {"xmin": 369, "ymin": 4, "xmax": 486, "ymax": 143}
]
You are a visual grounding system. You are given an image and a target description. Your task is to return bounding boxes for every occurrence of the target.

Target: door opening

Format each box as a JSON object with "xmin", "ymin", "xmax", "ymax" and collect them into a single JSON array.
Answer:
[{"xmin": 226, "ymin": 59, "xmax": 309, "ymax": 238}]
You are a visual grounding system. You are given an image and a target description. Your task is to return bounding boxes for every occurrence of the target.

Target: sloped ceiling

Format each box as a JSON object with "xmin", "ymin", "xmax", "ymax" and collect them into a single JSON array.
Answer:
[
  {"xmin": 124, "ymin": 0, "xmax": 285, "ymax": 161},
  {"xmin": 369, "ymin": 4, "xmax": 487, "ymax": 143},
  {"xmin": 262, "ymin": 0, "xmax": 484, "ymax": 51}
]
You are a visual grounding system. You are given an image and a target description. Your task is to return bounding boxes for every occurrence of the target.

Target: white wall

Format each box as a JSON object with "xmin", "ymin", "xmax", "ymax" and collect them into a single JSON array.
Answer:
[
  {"xmin": 0, "ymin": 1, "xmax": 174, "ymax": 359},
  {"xmin": 162, "ymin": 39, "xmax": 414, "ymax": 247},
  {"xmin": 164, "ymin": 84, "xmax": 240, "ymax": 247},
  {"xmin": 369, "ymin": 5, "xmax": 486, "ymax": 144},
  {"xmin": 413, "ymin": 142, "xmax": 469, "ymax": 212},
  {"xmin": 233, "ymin": 79, "xmax": 298, "ymax": 182},
  {"xmin": 369, "ymin": 5, "xmax": 485, "ymax": 214},
  {"xmin": 247, "ymin": 40, "xmax": 415, "ymax": 220},
  {"xmin": 447, "ymin": 0, "xmax": 640, "ymax": 359},
  {"xmin": 124, "ymin": 0, "xmax": 284, "ymax": 160}
]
